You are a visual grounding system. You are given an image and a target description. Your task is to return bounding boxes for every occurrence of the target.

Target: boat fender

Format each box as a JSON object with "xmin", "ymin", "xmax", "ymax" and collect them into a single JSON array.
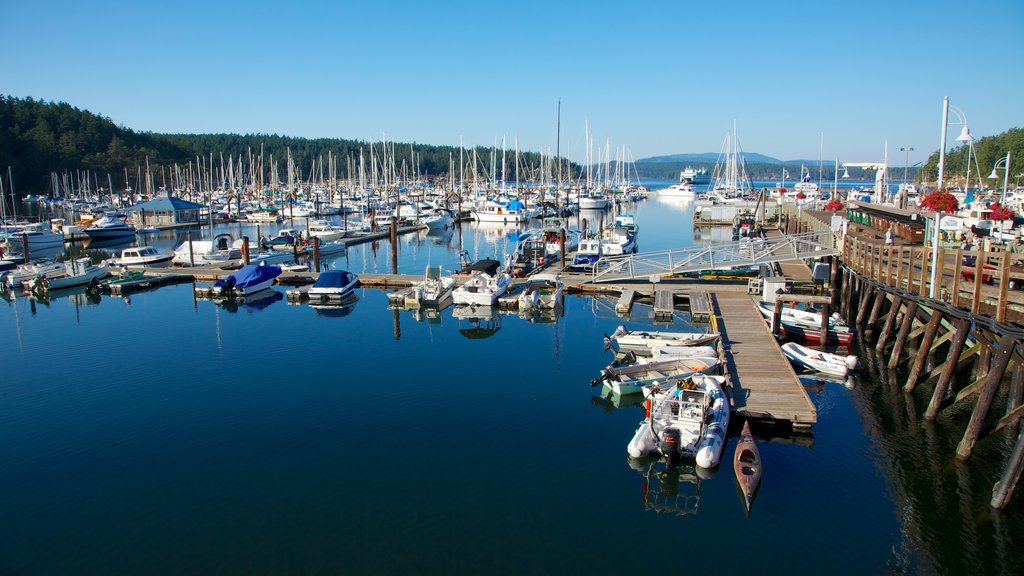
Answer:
[{"xmin": 844, "ymin": 355, "xmax": 859, "ymax": 370}]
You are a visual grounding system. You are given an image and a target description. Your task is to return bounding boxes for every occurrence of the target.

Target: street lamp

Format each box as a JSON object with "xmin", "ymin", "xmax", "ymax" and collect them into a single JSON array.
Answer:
[
  {"xmin": 988, "ymin": 152, "xmax": 1012, "ymax": 204},
  {"xmin": 936, "ymin": 96, "xmax": 972, "ymax": 190}
]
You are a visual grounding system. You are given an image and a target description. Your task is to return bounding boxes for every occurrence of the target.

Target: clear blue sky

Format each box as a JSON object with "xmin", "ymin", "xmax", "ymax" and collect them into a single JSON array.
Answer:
[{"xmin": 3, "ymin": 0, "xmax": 1021, "ymax": 166}]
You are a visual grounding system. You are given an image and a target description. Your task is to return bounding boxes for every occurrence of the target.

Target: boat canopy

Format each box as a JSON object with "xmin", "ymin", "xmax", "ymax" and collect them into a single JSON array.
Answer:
[
  {"xmin": 215, "ymin": 264, "xmax": 281, "ymax": 288},
  {"xmin": 312, "ymin": 270, "xmax": 356, "ymax": 288},
  {"xmin": 466, "ymin": 259, "xmax": 501, "ymax": 275},
  {"xmin": 507, "ymin": 199, "xmax": 525, "ymax": 211}
]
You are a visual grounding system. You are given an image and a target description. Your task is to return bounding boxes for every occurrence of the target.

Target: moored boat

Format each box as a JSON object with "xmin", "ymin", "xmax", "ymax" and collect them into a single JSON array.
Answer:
[
  {"xmin": 780, "ymin": 342, "xmax": 858, "ymax": 377},
  {"xmin": 518, "ymin": 273, "xmax": 562, "ymax": 310},
  {"xmin": 733, "ymin": 420, "xmax": 761, "ymax": 513},
  {"xmin": 626, "ymin": 374, "xmax": 730, "ymax": 469},
  {"xmin": 412, "ymin": 265, "xmax": 455, "ymax": 307},
  {"xmin": 308, "ymin": 270, "xmax": 359, "ymax": 299},
  {"xmin": 451, "ymin": 262, "xmax": 512, "ymax": 306},
  {"xmin": 209, "ymin": 264, "xmax": 281, "ymax": 296},
  {"xmin": 108, "ymin": 245, "xmax": 173, "ymax": 268},
  {"xmin": 604, "ymin": 325, "xmax": 720, "ymax": 353},
  {"xmin": 25, "ymin": 257, "xmax": 108, "ymax": 292}
]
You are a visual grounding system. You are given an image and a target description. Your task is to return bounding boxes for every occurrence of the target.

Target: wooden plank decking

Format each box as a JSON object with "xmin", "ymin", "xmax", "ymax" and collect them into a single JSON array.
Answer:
[
  {"xmin": 714, "ymin": 291, "xmax": 817, "ymax": 425},
  {"xmin": 688, "ymin": 289, "xmax": 712, "ymax": 322}
]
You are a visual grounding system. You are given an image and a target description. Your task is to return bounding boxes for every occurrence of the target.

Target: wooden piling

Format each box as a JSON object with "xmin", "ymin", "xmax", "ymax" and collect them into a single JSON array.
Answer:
[
  {"xmin": 956, "ymin": 335, "xmax": 1016, "ymax": 460},
  {"xmin": 560, "ymin": 228, "xmax": 566, "ymax": 268},
  {"xmin": 856, "ymin": 284, "xmax": 874, "ymax": 326},
  {"xmin": 819, "ymin": 301, "xmax": 830, "ymax": 350},
  {"xmin": 188, "ymin": 231, "xmax": 195, "ymax": 267},
  {"xmin": 312, "ymin": 237, "xmax": 320, "ymax": 272},
  {"xmin": 772, "ymin": 299, "xmax": 783, "ymax": 335},
  {"xmin": 242, "ymin": 237, "xmax": 250, "ymax": 264},
  {"xmin": 991, "ymin": 429, "xmax": 1024, "ymax": 509},
  {"xmin": 390, "ymin": 216, "xmax": 398, "ymax": 275},
  {"xmin": 887, "ymin": 301, "xmax": 919, "ymax": 369},
  {"xmin": 866, "ymin": 289, "xmax": 886, "ymax": 337},
  {"xmin": 1010, "ymin": 362, "xmax": 1024, "ymax": 421},
  {"xmin": 875, "ymin": 295, "xmax": 903, "ymax": 354},
  {"xmin": 925, "ymin": 318, "xmax": 972, "ymax": 420},
  {"xmin": 904, "ymin": 309, "xmax": 944, "ymax": 393}
]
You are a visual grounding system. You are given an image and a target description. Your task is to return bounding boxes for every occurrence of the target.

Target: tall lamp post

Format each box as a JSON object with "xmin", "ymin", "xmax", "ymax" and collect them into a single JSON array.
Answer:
[
  {"xmin": 988, "ymin": 152, "xmax": 1012, "ymax": 204},
  {"xmin": 936, "ymin": 96, "xmax": 972, "ymax": 190},
  {"xmin": 900, "ymin": 147, "xmax": 913, "ymax": 209}
]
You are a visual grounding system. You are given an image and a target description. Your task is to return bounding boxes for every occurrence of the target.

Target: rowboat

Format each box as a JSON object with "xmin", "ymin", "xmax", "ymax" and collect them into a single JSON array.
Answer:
[
  {"xmin": 774, "ymin": 319, "xmax": 855, "ymax": 346},
  {"xmin": 733, "ymin": 420, "xmax": 761, "ymax": 513},
  {"xmin": 597, "ymin": 355, "xmax": 720, "ymax": 396},
  {"xmin": 780, "ymin": 342, "xmax": 858, "ymax": 377}
]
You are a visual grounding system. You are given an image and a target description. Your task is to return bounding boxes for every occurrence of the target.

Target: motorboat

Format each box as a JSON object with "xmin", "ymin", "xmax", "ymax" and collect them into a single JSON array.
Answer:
[
  {"xmin": 3, "ymin": 223, "xmax": 64, "ymax": 251},
  {"xmin": 108, "ymin": 245, "xmax": 173, "ymax": 268},
  {"xmin": 173, "ymin": 233, "xmax": 243, "ymax": 266},
  {"xmin": 770, "ymin": 317, "xmax": 855, "ymax": 346},
  {"xmin": 307, "ymin": 220, "xmax": 349, "ymax": 241},
  {"xmin": 780, "ymin": 342, "xmax": 858, "ymax": 377},
  {"xmin": 452, "ymin": 261, "xmax": 512, "ymax": 306},
  {"xmin": 757, "ymin": 301, "xmax": 847, "ymax": 330},
  {"xmin": 604, "ymin": 325, "xmax": 720, "ymax": 353},
  {"xmin": 264, "ymin": 229, "xmax": 301, "ymax": 252},
  {"xmin": 24, "ymin": 257, "xmax": 108, "ymax": 292},
  {"xmin": 209, "ymin": 264, "xmax": 281, "ymax": 296},
  {"xmin": 626, "ymin": 374, "xmax": 730, "ymax": 469},
  {"xmin": 84, "ymin": 213, "xmax": 136, "ymax": 240},
  {"xmin": 472, "ymin": 200, "xmax": 527, "ymax": 223},
  {"xmin": 733, "ymin": 420, "xmax": 761, "ymax": 513},
  {"xmin": 570, "ymin": 237, "xmax": 603, "ymax": 272},
  {"xmin": 601, "ymin": 225, "xmax": 637, "ymax": 255},
  {"xmin": 422, "ymin": 208, "xmax": 454, "ymax": 230},
  {"xmin": 518, "ymin": 273, "xmax": 562, "ymax": 310},
  {"xmin": 648, "ymin": 346, "xmax": 719, "ymax": 360},
  {"xmin": 2, "ymin": 260, "xmax": 68, "ymax": 291},
  {"xmin": 597, "ymin": 355, "xmax": 720, "ymax": 396},
  {"xmin": 412, "ymin": 265, "xmax": 455, "ymax": 307},
  {"xmin": 308, "ymin": 270, "xmax": 359, "ymax": 299},
  {"xmin": 579, "ymin": 190, "xmax": 611, "ymax": 210}
]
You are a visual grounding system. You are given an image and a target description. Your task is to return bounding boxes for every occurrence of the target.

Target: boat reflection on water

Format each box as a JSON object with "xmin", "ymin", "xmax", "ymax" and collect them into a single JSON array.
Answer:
[
  {"xmin": 799, "ymin": 372, "xmax": 854, "ymax": 390},
  {"xmin": 213, "ymin": 288, "xmax": 283, "ymax": 313},
  {"xmin": 84, "ymin": 236, "xmax": 136, "ymax": 250},
  {"xmin": 590, "ymin": 382, "xmax": 646, "ymax": 412},
  {"xmin": 627, "ymin": 456, "xmax": 709, "ymax": 517},
  {"xmin": 452, "ymin": 304, "xmax": 500, "ymax": 339},
  {"xmin": 310, "ymin": 292, "xmax": 359, "ymax": 318},
  {"xmin": 27, "ymin": 285, "xmax": 102, "ymax": 307},
  {"xmin": 424, "ymin": 226, "xmax": 454, "ymax": 246}
]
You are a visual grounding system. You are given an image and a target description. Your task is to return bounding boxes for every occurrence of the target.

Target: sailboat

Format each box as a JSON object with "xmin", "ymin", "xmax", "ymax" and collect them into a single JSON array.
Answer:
[{"xmin": 709, "ymin": 121, "xmax": 755, "ymax": 199}]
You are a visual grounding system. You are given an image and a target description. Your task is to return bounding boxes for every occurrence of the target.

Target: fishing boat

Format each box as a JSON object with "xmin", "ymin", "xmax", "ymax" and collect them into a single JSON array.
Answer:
[
  {"xmin": 604, "ymin": 325, "xmax": 720, "ymax": 353},
  {"xmin": 308, "ymin": 270, "xmax": 359, "ymax": 299},
  {"xmin": 209, "ymin": 264, "xmax": 281, "ymax": 296},
  {"xmin": 780, "ymin": 342, "xmax": 858, "ymax": 377},
  {"xmin": 518, "ymin": 273, "xmax": 562, "ymax": 310},
  {"xmin": 452, "ymin": 261, "xmax": 512, "ymax": 306},
  {"xmin": 626, "ymin": 374, "xmax": 730, "ymax": 469},
  {"xmin": 84, "ymin": 213, "xmax": 136, "ymax": 240},
  {"xmin": 597, "ymin": 355, "xmax": 720, "ymax": 396},
  {"xmin": 733, "ymin": 420, "xmax": 761, "ymax": 513},
  {"xmin": 108, "ymin": 245, "xmax": 173, "ymax": 268},
  {"xmin": 24, "ymin": 257, "xmax": 108, "ymax": 292},
  {"xmin": 411, "ymin": 265, "xmax": 455, "ymax": 307},
  {"xmin": 569, "ymin": 237, "xmax": 603, "ymax": 272}
]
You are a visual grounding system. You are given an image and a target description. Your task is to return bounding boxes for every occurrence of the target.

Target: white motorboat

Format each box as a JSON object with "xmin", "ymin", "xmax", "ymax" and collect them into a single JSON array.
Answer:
[
  {"xmin": 209, "ymin": 264, "xmax": 281, "ymax": 296},
  {"xmin": 422, "ymin": 208, "xmax": 454, "ymax": 230},
  {"xmin": 307, "ymin": 220, "xmax": 349, "ymax": 242},
  {"xmin": 108, "ymin": 245, "xmax": 173, "ymax": 268},
  {"xmin": 2, "ymin": 261, "xmax": 67, "ymax": 290},
  {"xmin": 412, "ymin": 265, "xmax": 455, "ymax": 307},
  {"xmin": 24, "ymin": 257, "xmax": 108, "ymax": 292},
  {"xmin": 648, "ymin": 346, "xmax": 719, "ymax": 360},
  {"xmin": 308, "ymin": 270, "xmax": 359, "ymax": 299},
  {"xmin": 579, "ymin": 190, "xmax": 611, "ymax": 210},
  {"xmin": 173, "ymin": 234, "xmax": 242, "ymax": 266},
  {"xmin": 570, "ymin": 237, "xmax": 603, "ymax": 272},
  {"xmin": 84, "ymin": 213, "xmax": 136, "ymax": 239},
  {"xmin": 472, "ymin": 201, "xmax": 527, "ymax": 223},
  {"xmin": 452, "ymin": 261, "xmax": 512, "ymax": 306},
  {"xmin": 756, "ymin": 301, "xmax": 847, "ymax": 330},
  {"xmin": 518, "ymin": 273, "xmax": 562, "ymax": 310},
  {"xmin": 3, "ymin": 223, "xmax": 64, "ymax": 251},
  {"xmin": 601, "ymin": 225, "xmax": 637, "ymax": 255},
  {"xmin": 627, "ymin": 374, "xmax": 730, "ymax": 469},
  {"xmin": 780, "ymin": 342, "xmax": 858, "ymax": 377},
  {"xmin": 604, "ymin": 325, "xmax": 720, "ymax": 353},
  {"xmin": 598, "ymin": 355, "xmax": 720, "ymax": 396},
  {"xmin": 659, "ymin": 182, "xmax": 697, "ymax": 197}
]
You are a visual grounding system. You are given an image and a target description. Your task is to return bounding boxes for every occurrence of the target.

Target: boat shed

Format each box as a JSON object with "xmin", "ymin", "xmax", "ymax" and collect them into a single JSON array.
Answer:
[{"xmin": 125, "ymin": 193, "xmax": 205, "ymax": 227}]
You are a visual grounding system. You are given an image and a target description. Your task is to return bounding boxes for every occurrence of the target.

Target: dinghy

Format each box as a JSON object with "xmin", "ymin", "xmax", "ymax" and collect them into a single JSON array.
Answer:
[
  {"xmin": 627, "ymin": 374, "xmax": 730, "ymax": 469},
  {"xmin": 780, "ymin": 342, "xmax": 858, "ymax": 377},
  {"xmin": 733, "ymin": 420, "xmax": 761, "ymax": 513},
  {"xmin": 604, "ymin": 325, "xmax": 720, "ymax": 353},
  {"xmin": 597, "ymin": 355, "xmax": 720, "ymax": 396}
]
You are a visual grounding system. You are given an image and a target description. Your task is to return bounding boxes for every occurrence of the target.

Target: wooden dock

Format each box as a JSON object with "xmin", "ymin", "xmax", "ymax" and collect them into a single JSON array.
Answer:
[
  {"xmin": 714, "ymin": 291, "xmax": 817, "ymax": 425},
  {"xmin": 688, "ymin": 289, "xmax": 712, "ymax": 322}
]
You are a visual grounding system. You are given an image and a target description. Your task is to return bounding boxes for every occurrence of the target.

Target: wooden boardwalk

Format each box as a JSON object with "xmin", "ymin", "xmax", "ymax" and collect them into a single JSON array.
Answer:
[{"xmin": 714, "ymin": 291, "xmax": 817, "ymax": 425}]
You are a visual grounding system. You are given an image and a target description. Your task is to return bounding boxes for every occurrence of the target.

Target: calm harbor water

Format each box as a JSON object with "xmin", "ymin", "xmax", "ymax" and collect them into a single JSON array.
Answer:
[{"xmin": 3, "ymin": 184, "xmax": 1023, "ymax": 574}]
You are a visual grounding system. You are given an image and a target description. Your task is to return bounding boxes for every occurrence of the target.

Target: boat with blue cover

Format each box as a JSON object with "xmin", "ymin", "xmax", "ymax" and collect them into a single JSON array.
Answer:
[
  {"xmin": 308, "ymin": 270, "xmax": 359, "ymax": 299},
  {"xmin": 210, "ymin": 264, "xmax": 281, "ymax": 296}
]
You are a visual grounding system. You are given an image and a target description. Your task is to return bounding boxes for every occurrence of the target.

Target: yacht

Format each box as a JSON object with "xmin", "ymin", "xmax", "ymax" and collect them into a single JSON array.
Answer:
[{"xmin": 84, "ymin": 213, "xmax": 136, "ymax": 240}]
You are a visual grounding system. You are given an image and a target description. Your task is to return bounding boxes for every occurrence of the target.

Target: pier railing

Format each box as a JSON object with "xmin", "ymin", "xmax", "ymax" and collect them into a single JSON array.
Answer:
[{"xmin": 590, "ymin": 230, "xmax": 838, "ymax": 283}]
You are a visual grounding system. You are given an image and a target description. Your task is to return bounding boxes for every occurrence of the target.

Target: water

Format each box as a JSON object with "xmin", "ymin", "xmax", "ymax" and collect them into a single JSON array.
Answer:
[{"xmin": 3, "ymin": 188, "xmax": 1023, "ymax": 574}]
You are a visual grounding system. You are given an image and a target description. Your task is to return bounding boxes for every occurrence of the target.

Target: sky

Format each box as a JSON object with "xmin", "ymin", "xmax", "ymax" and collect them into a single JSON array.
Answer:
[{"xmin": 2, "ymin": 0, "xmax": 1022, "ymax": 166}]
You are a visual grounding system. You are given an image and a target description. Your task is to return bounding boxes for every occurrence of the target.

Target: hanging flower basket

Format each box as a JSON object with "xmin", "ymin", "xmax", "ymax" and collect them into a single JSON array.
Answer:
[
  {"xmin": 988, "ymin": 202, "xmax": 1015, "ymax": 221},
  {"xmin": 825, "ymin": 200, "xmax": 845, "ymax": 211},
  {"xmin": 795, "ymin": 191, "xmax": 806, "ymax": 200},
  {"xmin": 920, "ymin": 190, "xmax": 959, "ymax": 213}
]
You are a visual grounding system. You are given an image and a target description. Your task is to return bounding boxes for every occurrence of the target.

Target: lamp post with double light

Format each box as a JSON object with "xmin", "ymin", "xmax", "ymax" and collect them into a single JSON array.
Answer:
[
  {"xmin": 988, "ymin": 152, "xmax": 1012, "ymax": 204},
  {"xmin": 936, "ymin": 97, "xmax": 973, "ymax": 191}
]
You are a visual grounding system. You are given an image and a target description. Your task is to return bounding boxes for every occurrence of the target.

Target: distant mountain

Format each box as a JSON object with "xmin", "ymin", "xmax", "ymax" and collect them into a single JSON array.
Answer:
[{"xmin": 637, "ymin": 152, "xmax": 818, "ymax": 165}]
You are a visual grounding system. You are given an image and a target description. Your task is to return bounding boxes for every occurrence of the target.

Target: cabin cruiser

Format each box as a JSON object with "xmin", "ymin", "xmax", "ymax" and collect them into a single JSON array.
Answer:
[
  {"xmin": 172, "ymin": 233, "xmax": 243, "ymax": 266},
  {"xmin": 108, "ymin": 245, "xmax": 173, "ymax": 268},
  {"xmin": 452, "ymin": 260, "xmax": 511, "ymax": 306},
  {"xmin": 84, "ymin": 213, "xmax": 136, "ymax": 239}
]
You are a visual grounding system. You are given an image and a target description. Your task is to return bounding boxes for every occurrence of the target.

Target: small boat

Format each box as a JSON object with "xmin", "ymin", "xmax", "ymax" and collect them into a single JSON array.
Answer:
[
  {"xmin": 518, "ymin": 273, "xmax": 562, "ymax": 310},
  {"xmin": 597, "ymin": 355, "xmax": 720, "ymax": 396},
  {"xmin": 601, "ymin": 225, "xmax": 637, "ymax": 255},
  {"xmin": 412, "ymin": 265, "xmax": 455, "ymax": 307},
  {"xmin": 452, "ymin": 260, "xmax": 511, "ymax": 306},
  {"xmin": 2, "ymin": 261, "xmax": 67, "ymax": 290},
  {"xmin": 108, "ymin": 245, "xmax": 173, "ymax": 268},
  {"xmin": 314, "ymin": 240, "xmax": 347, "ymax": 256},
  {"xmin": 422, "ymin": 208, "xmax": 454, "ymax": 230},
  {"xmin": 210, "ymin": 264, "xmax": 281, "ymax": 296},
  {"xmin": 3, "ymin": 223, "xmax": 64, "ymax": 251},
  {"xmin": 757, "ymin": 301, "xmax": 847, "ymax": 330},
  {"xmin": 569, "ymin": 237, "xmax": 603, "ymax": 272},
  {"xmin": 172, "ymin": 233, "xmax": 242, "ymax": 266},
  {"xmin": 733, "ymin": 420, "xmax": 761, "ymax": 513},
  {"xmin": 25, "ymin": 257, "xmax": 109, "ymax": 292},
  {"xmin": 648, "ymin": 345, "xmax": 719, "ymax": 360},
  {"xmin": 626, "ymin": 374, "xmax": 730, "ymax": 469},
  {"xmin": 780, "ymin": 342, "xmax": 858, "ymax": 377},
  {"xmin": 773, "ymin": 318, "xmax": 855, "ymax": 346},
  {"xmin": 604, "ymin": 325, "xmax": 720, "ymax": 353},
  {"xmin": 308, "ymin": 270, "xmax": 359, "ymax": 299},
  {"xmin": 264, "ymin": 229, "xmax": 300, "ymax": 251}
]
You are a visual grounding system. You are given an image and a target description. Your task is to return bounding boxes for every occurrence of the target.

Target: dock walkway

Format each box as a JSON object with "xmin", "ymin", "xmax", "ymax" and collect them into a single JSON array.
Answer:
[{"xmin": 714, "ymin": 291, "xmax": 817, "ymax": 425}]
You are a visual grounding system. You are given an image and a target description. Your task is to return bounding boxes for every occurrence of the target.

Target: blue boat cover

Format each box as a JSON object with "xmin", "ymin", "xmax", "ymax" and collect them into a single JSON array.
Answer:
[
  {"xmin": 215, "ymin": 264, "xmax": 281, "ymax": 288},
  {"xmin": 507, "ymin": 199, "xmax": 525, "ymax": 211},
  {"xmin": 312, "ymin": 270, "xmax": 356, "ymax": 288}
]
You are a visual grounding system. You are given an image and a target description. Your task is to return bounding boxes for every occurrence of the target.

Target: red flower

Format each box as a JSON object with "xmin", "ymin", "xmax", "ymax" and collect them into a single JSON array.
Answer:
[
  {"xmin": 825, "ymin": 200, "xmax": 845, "ymax": 211},
  {"xmin": 988, "ymin": 202, "xmax": 1015, "ymax": 221},
  {"xmin": 795, "ymin": 191, "xmax": 806, "ymax": 200},
  {"xmin": 921, "ymin": 190, "xmax": 959, "ymax": 213}
]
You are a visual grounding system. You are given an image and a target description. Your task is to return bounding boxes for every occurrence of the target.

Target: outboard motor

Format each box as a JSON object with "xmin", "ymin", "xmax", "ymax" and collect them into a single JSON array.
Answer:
[
  {"xmin": 222, "ymin": 275, "xmax": 236, "ymax": 295},
  {"xmin": 660, "ymin": 427, "xmax": 682, "ymax": 466}
]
